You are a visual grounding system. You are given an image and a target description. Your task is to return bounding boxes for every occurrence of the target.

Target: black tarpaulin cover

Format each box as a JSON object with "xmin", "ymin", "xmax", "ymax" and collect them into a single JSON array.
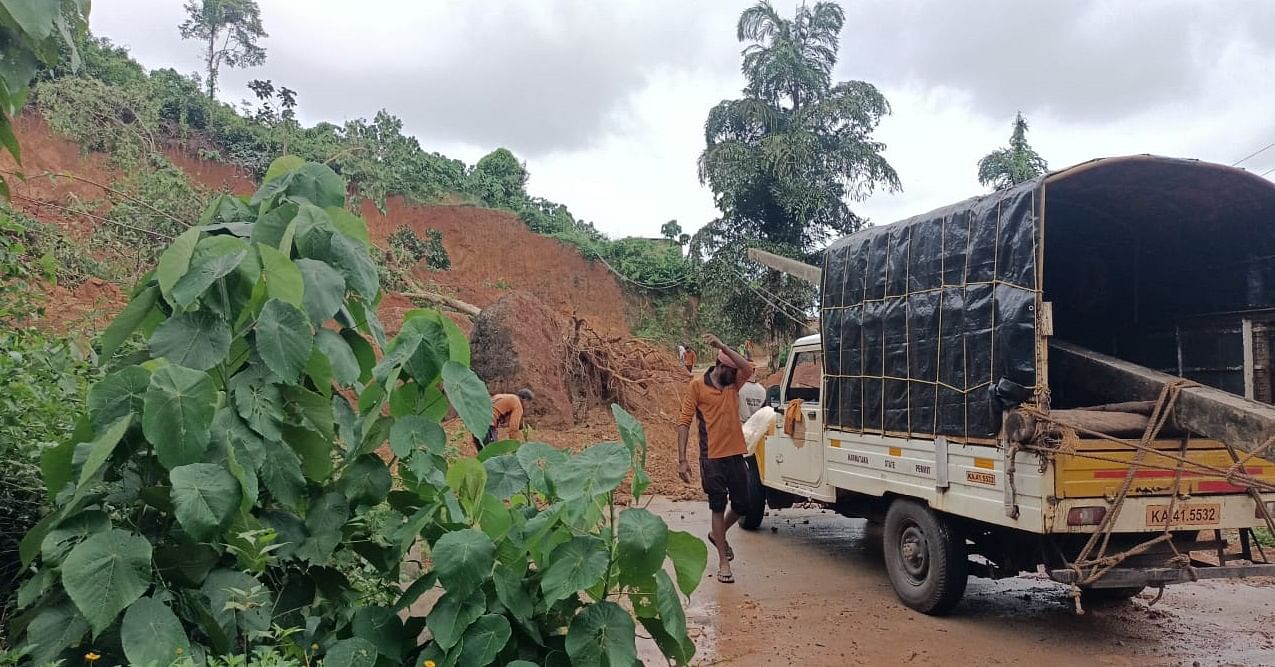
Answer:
[{"xmin": 822, "ymin": 182, "xmax": 1039, "ymax": 438}]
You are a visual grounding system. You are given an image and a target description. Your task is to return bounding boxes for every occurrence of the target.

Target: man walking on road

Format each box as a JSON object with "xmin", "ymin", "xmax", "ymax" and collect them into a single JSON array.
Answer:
[
  {"xmin": 682, "ymin": 343, "xmax": 697, "ymax": 374},
  {"xmin": 677, "ymin": 334, "xmax": 754, "ymax": 584}
]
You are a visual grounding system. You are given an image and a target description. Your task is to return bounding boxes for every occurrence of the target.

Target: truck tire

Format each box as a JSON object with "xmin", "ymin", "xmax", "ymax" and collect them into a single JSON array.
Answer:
[
  {"xmin": 739, "ymin": 454, "xmax": 766, "ymax": 531},
  {"xmin": 883, "ymin": 499, "xmax": 968, "ymax": 615}
]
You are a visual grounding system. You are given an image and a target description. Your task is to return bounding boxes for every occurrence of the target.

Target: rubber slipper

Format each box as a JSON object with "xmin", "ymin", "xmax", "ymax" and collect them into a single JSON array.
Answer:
[
  {"xmin": 707, "ymin": 533, "xmax": 734, "ymax": 561},
  {"xmin": 716, "ymin": 570, "xmax": 735, "ymax": 584}
]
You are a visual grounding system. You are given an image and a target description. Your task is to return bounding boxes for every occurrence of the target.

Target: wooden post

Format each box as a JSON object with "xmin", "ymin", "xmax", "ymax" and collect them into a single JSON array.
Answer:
[
  {"xmin": 1050, "ymin": 340, "xmax": 1275, "ymax": 461},
  {"xmin": 746, "ymin": 248, "xmax": 822, "ymax": 286}
]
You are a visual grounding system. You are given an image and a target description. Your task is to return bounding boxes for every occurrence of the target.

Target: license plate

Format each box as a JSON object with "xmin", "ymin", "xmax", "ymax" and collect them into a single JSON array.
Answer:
[{"xmin": 1145, "ymin": 503, "xmax": 1221, "ymax": 527}]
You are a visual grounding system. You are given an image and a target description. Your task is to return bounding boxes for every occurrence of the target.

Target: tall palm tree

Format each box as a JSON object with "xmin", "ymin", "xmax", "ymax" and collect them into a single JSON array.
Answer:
[
  {"xmin": 697, "ymin": 0, "xmax": 899, "ymax": 351},
  {"xmin": 977, "ymin": 112, "xmax": 1048, "ymax": 190}
]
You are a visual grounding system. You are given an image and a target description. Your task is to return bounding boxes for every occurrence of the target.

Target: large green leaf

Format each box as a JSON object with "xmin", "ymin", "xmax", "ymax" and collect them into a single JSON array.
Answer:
[
  {"xmin": 202, "ymin": 569, "xmax": 271, "ymax": 640},
  {"xmin": 426, "ymin": 589, "xmax": 484, "ymax": 651},
  {"xmin": 342, "ymin": 328, "xmax": 376, "ymax": 383},
  {"xmin": 23, "ymin": 601, "xmax": 89, "ymax": 666},
  {"xmin": 263, "ymin": 155, "xmax": 305, "ymax": 184},
  {"xmin": 286, "ymin": 162, "xmax": 346, "ymax": 209},
  {"xmin": 339, "ymin": 455, "xmax": 391, "ymax": 506},
  {"xmin": 323, "ymin": 637, "xmax": 378, "ymax": 667},
  {"xmin": 148, "ymin": 310, "xmax": 231, "ymax": 371},
  {"xmin": 170, "ymin": 463, "xmax": 241, "ymax": 542},
  {"xmin": 566, "ymin": 601, "xmax": 637, "ymax": 667},
  {"xmin": 432, "ymin": 528, "xmax": 495, "ymax": 598},
  {"xmin": 121, "ymin": 597, "xmax": 192, "ymax": 667},
  {"xmin": 260, "ymin": 437, "xmax": 306, "ymax": 509},
  {"xmin": 257, "ymin": 243, "xmax": 304, "ymax": 307},
  {"xmin": 314, "ymin": 329, "xmax": 360, "ymax": 386},
  {"xmin": 250, "ymin": 201, "xmax": 299, "ymax": 250},
  {"xmin": 442, "ymin": 361, "xmax": 492, "ymax": 438},
  {"xmin": 483, "ymin": 454, "xmax": 529, "ymax": 500},
  {"xmin": 157, "ymin": 227, "xmax": 201, "ymax": 306},
  {"xmin": 446, "ymin": 456, "xmax": 487, "ymax": 516},
  {"xmin": 617, "ymin": 508, "xmax": 669, "ymax": 584},
  {"xmin": 665, "ymin": 530, "xmax": 709, "ymax": 598},
  {"xmin": 143, "ymin": 365, "xmax": 217, "ymax": 469},
  {"xmin": 295, "ymin": 257, "xmax": 346, "ymax": 324},
  {"xmin": 62, "ymin": 529, "xmax": 153, "ymax": 636},
  {"xmin": 291, "ymin": 203, "xmax": 334, "ymax": 257},
  {"xmin": 255, "ymin": 299, "xmax": 314, "ymax": 384},
  {"xmin": 76, "ymin": 415, "xmax": 132, "ymax": 487},
  {"xmin": 493, "ymin": 565, "xmax": 534, "ymax": 624},
  {"xmin": 232, "ymin": 376, "xmax": 284, "ymax": 440},
  {"xmin": 39, "ymin": 510, "xmax": 110, "ymax": 565},
  {"xmin": 389, "ymin": 415, "xmax": 447, "ymax": 459},
  {"xmin": 326, "ymin": 206, "xmax": 370, "ymax": 246},
  {"xmin": 351, "ymin": 606, "xmax": 404, "ymax": 660},
  {"xmin": 549, "ymin": 442, "xmax": 631, "ymax": 500},
  {"xmin": 87, "ymin": 365, "xmax": 150, "ymax": 429},
  {"xmin": 458, "ymin": 614, "xmax": 512, "ymax": 667},
  {"xmin": 100, "ymin": 284, "xmax": 159, "ymax": 358},
  {"xmin": 540, "ymin": 536, "xmax": 610, "ymax": 604},
  {"xmin": 517, "ymin": 441, "xmax": 568, "ymax": 495},
  {"xmin": 171, "ymin": 249, "xmax": 247, "ymax": 308},
  {"xmin": 296, "ymin": 491, "xmax": 349, "ymax": 564},
  {"xmin": 612, "ymin": 404, "xmax": 651, "ymax": 501},
  {"xmin": 326, "ymin": 232, "xmax": 379, "ymax": 299},
  {"xmin": 3, "ymin": 0, "xmax": 61, "ymax": 40},
  {"xmin": 652, "ymin": 569, "xmax": 695, "ymax": 663},
  {"xmin": 225, "ymin": 442, "xmax": 258, "ymax": 513}
]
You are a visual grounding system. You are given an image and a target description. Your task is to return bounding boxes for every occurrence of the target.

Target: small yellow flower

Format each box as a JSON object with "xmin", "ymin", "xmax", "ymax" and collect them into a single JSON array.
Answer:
[
  {"xmin": 425, "ymin": 661, "xmax": 437, "ymax": 667},
  {"xmin": 85, "ymin": 652, "xmax": 102, "ymax": 663},
  {"xmin": 311, "ymin": 643, "xmax": 320, "ymax": 651},
  {"xmin": 175, "ymin": 647, "xmax": 184, "ymax": 656}
]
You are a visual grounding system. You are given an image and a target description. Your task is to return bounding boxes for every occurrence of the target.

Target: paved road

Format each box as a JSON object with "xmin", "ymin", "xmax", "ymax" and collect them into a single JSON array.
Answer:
[{"xmin": 644, "ymin": 499, "xmax": 1275, "ymax": 666}]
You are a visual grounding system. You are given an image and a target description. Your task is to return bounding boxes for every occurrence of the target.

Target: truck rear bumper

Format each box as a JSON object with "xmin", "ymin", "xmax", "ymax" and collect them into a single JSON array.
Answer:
[{"xmin": 1048, "ymin": 562, "xmax": 1275, "ymax": 588}]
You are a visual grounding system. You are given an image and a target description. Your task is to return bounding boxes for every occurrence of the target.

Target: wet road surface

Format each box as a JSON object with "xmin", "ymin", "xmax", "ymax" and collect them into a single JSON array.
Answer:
[{"xmin": 643, "ymin": 499, "xmax": 1275, "ymax": 666}]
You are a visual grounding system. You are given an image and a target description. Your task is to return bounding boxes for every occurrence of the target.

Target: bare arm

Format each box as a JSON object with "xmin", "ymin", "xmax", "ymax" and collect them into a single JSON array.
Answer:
[{"xmin": 703, "ymin": 333, "xmax": 753, "ymax": 387}]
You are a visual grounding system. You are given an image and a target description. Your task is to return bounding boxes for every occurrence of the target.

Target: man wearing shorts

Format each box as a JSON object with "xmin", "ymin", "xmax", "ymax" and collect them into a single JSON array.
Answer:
[
  {"xmin": 676, "ymin": 334, "xmax": 753, "ymax": 583},
  {"xmin": 475, "ymin": 388, "xmax": 534, "ymax": 451}
]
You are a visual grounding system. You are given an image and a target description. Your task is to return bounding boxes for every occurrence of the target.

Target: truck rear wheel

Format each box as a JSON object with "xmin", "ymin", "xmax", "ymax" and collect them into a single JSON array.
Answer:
[
  {"xmin": 883, "ymin": 499, "xmax": 968, "ymax": 615},
  {"xmin": 739, "ymin": 454, "xmax": 766, "ymax": 531}
]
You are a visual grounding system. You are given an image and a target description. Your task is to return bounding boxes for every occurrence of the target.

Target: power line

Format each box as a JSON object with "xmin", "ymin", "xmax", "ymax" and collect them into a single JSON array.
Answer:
[
  {"xmin": 1233, "ymin": 141, "xmax": 1275, "ymax": 167},
  {"xmin": 1261, "ymin": 165, "xmax": 1275, "ymax": 178},
  {"xmin": 594, "ymin": 254, "xmax": 686, "ymax": 291},
  {"xmin": 729, "ymin": 267, "xmax": 817, "ymax": 332}
]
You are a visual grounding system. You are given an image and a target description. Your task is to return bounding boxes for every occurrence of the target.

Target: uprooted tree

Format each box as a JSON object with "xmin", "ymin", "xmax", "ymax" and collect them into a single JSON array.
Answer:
[{"xmin": 12, "ymin": 157, "xmax": 707, "ymax": 665}]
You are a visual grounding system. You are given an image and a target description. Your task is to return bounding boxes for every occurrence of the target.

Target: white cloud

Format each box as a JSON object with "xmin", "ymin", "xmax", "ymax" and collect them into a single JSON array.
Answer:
[{"xmin": 91, "ymin": 0, "xmax": 1275, "ymax": 241}]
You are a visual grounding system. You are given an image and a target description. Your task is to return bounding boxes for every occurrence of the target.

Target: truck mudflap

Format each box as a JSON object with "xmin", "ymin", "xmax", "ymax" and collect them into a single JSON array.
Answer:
[{"xmin": 1048, "ymin": 562, "xmax": 1275, "ymax": 588}]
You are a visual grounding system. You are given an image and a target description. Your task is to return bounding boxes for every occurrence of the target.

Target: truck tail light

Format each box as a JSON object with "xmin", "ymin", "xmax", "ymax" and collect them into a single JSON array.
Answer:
[
  {"xmin": 1067, "ymin": 506, "xmax": 1107, "ymax": 526},
  {"xmin": 1256, "ymin": 501, "xmax": 1275, "ymax": 519}
]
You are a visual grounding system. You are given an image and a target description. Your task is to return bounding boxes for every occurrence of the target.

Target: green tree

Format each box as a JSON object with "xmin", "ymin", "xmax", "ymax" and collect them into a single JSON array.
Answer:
[
  {"xmin": 660, "ymin": 220, "xmax": 683, "ymax": 240},
  {"xmin": 977, "ymin": 111, "xmax": 1048, "ymax": 190},
  {"xmin": 179, "ymin": 0, "xmax": 268, "ymax": 99},
  {"xmin": 469, "ymin": 147, "xmax": 529, "ymax": 208},
  {"xmin": 697, "ymin": 0, "xmax": 899, "ymax": 349}
]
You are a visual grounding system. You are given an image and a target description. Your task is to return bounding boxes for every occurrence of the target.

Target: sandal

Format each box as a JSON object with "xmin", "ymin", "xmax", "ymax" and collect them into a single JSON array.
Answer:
[
  {"xmin": 716, "ymin": 569, "xmax": 735, "ymax": 584},
  {"xmin": 707, "ymin": 533, "xmax": 734, "ymax": 561}
]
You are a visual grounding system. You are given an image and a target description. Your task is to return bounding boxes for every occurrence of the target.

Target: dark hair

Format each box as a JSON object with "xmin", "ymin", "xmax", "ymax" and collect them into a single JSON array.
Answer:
[{"xmin": 516, "ymin": 388, "xmax": 535, "ymax": 401}]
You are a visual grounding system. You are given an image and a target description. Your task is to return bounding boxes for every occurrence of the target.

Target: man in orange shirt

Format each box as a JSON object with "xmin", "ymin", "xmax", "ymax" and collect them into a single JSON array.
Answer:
[
  {"xmin": 682, "ymin": 344, "xmax": 697, "ymax": 374},
  {"xmin": 677, "ymin": 334, "xmax": 753, "ymax": 583},
  {"xmin": 476, "ymin": 388, "xmax": 534, "ymax": 451}
]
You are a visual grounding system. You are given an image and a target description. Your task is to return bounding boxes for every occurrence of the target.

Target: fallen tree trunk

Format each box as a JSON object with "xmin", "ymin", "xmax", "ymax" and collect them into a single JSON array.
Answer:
[
  {"xmin": 401, "ymin": 290, "xmax": 482, "ymax": 318},
  {"xmin": 1050, "ymin": 340, "xmax": 1275, "ymax": 461}
]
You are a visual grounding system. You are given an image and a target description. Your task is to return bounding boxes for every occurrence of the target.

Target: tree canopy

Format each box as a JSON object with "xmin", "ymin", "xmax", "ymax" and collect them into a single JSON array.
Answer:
[
  {"xmin": 696, "ymin": 0, "xmax": 899, "ymax": 348},
  {"xmin": 179, "ymin": 0, "xmax": 267, "ymax": 99},
  {"xmin": 977, "ymin": 111, "xmax": 1048, "ymax": 190}
]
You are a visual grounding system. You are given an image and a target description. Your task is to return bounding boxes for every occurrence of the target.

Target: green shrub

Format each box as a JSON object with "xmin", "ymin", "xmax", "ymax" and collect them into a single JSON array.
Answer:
[{"xmin": 13, "ymin": 158, "xmax": 705, "ymax": 666}]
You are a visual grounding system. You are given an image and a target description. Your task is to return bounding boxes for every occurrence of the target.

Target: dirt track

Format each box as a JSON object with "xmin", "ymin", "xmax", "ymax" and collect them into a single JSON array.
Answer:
[{"xmin": 644, "ymin": 499, "xmax": 1275, "ymax": 666}]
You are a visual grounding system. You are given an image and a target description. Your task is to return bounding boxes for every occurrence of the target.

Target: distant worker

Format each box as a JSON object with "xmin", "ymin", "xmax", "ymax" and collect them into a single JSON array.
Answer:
[
  {"xmin": 677, "ymin": 342, "xmax": 687, "ymax": 366},
  {"xmin": 477, "ymin": 388, "xmax": 534, "ymax": 451},
  {"xmin": 676, "ymin": 334, "xmax": 754, "ymax": 584},
  {"xmin": 738, "ymin": 364, "xmax": 766, "ymax": 423},
  {"xmin": 682, "ymin": 343, "xmax": 697, "ymax": 374}
]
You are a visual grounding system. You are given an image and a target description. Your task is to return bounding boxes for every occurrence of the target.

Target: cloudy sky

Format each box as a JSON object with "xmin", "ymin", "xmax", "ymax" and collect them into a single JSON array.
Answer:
[{"xmin": 94, "ymin": 0, "xmax": 1275, "ymax": 239}]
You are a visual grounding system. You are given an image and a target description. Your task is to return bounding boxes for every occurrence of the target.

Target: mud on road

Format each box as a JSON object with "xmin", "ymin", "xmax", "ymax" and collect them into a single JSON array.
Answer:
[{"xmin": 644, "ymin": 500, "xmax": 1275, "ymax": 666}]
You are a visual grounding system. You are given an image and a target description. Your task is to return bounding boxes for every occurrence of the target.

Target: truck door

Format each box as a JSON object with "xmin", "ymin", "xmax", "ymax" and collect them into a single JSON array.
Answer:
[{"xmin": 781, "ymin": 350, "xmax": 825, "ymax": 487}]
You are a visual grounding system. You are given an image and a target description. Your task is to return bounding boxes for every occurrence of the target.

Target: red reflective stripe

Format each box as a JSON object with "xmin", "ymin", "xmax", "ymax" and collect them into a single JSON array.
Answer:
[{"xmin": 1198, "ymin": 481, "xmax": 1249, "ymax": 493}]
